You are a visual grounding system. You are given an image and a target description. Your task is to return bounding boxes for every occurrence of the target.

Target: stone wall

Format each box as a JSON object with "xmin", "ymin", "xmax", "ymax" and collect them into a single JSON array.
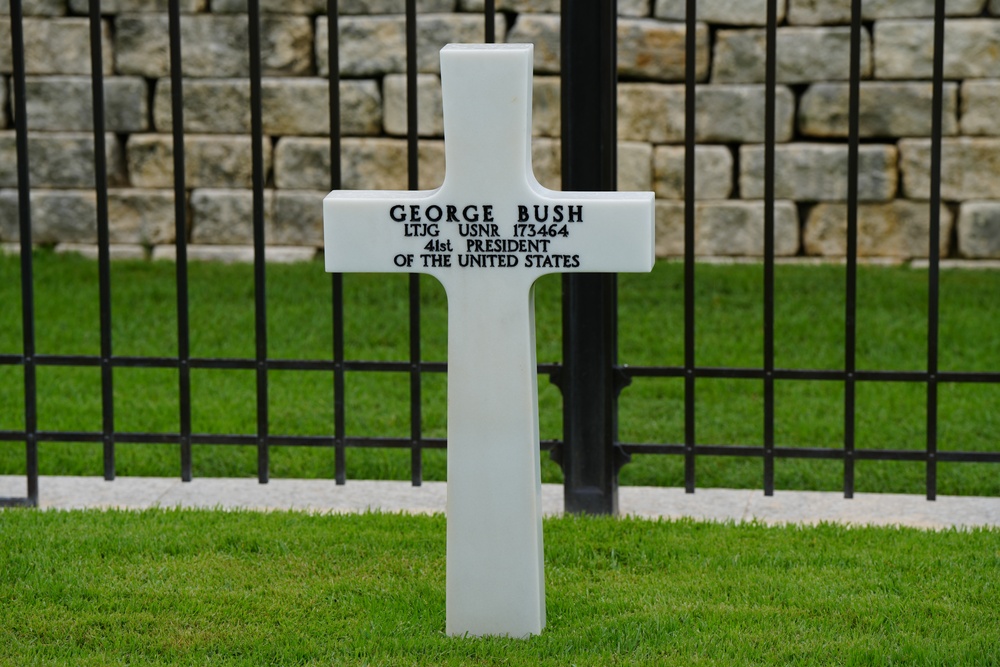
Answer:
[{"xmin": 2, "ymin": 0, "xmax": 1000, "ymax": 260}]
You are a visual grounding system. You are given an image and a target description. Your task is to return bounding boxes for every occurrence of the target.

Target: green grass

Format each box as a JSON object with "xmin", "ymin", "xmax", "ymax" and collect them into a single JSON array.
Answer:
[
  {"xmin": 1, "ymin": 250, "xmax": 999, "ymax": 495},
  {"xmin": 1, "ymin": 508, "xmax": 998, "ymax": 666}
]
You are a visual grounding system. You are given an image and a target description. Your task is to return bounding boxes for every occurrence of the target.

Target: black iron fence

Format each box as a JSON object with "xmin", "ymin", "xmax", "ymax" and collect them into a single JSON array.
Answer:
[{"xmin": 2, "ymin": 0, "xmax": 998, "ymax": 511}]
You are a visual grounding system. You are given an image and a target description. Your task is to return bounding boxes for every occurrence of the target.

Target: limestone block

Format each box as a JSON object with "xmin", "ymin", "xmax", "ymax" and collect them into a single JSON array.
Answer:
[
  {"xmin": 126, "ymin": 134, "xmax": 272, "ymax": 189},
  {"xmin": 0, "ymin": 189, "xmax": 97, "ymax": 244},
  {"xmin": 153, "ymin": 79, "xmax": 251, "ymax": 134},
  {"xmin": 0, "ymin": 188, "xmax": 172, "ymax": 245},
  {"xmin": 262, "ymin": 79, "xmax": 381, "ymax": 137},
  {"xmin": 961, "ymin": 81, "xmax": 1000, "ymax": 136},
  {"xmin": 653, "ymin": 200, "xmax": 685, "ymax": 256},
  {"xmin": 618, "ymin": 0, "xmax": 650, "ymax": 17},
  {"xmin": 804, "ymin": 201, "xmax": 953, "ymax": 258},
  {"xmin": 383, "ymin": 74, "xmax": 443, "ymax": 137},
  {"xmin": 617, "ymin": 19, "xmax": 710, "ymax": 82},
  {"xmin": 506, "ymin": 15, "xmax": 709, "ymax": 81},
  {"xmin": 511, "ymin": 0, "xmax": 558, "ymax": 10},
  {"xmin": 154, "ymin": 78, "xmax": 379, "ymax": 136},
  {"xmin": 992, "ymin": 0, "xmax": 1000, "ymax": 15},
  {"xmin": 654, "ymin": 0, "xmax": 786, "ymax": 25},
  {"xmin": 0, "ymin": 0, "xmax": 65, "ymax": 14},
  {"xmin": 799, "ymin": 82, "xmax": 959, "ymax": 139},
  {"xmin": 958, "ymin": 202, "xmax": 1000, "ymax": 258},
  {"xmin": 340, "ymin": 0, "xmax": 455, "ymax": 12},
  {"xmin": 459, "ymin": 0, "xmax": 647, "ymax": 14},
  {"xmin": 190, "ymin": 188, "xmax": 276, "ymax": 245},
  {"xmin": 532, "ymin": 76, "xmax": 560, "ymax": 138},
  {"xmin": 55, "ymin": 244, "xmax": 147, "ymax": 260},
  {"xmin": 23, "ymin": 76, "xmax": 149, "ymax": 133},
  {"xmin": 0, "ymin": 131, "xmax": 125, "ymax": 188},
  {"xmin": 107, "ymin": 189, "xmax": 179, "ymax": 245},
  {"xmin": 694, "ymin": 85, "xmax": 794, "ymax": 143},
  {"xmin": 618, "ymin": 141, "xmax": 654, "ymax": 192},
  {"xmin": 899, "ymin": 138, "xmax": 1000, "ymax": 200},
  {"xmin": 1, "ymin": 188, "xmax": 180, "ymax": 245},
  {"xmin": 618, "ymin": 84, "xmax": 685, "ymax": 144},
  {"xmin": 66, "ymin": 0, "xmax": 206, "ymax": 11},
  {"xmin": 506, "ymin": 14, "xmax": 561, "ymax": 75},
  {"xmin": 152, "ymin": 245, "xmax": 256, "ymax": 262},
  {"xmin": 654, "ymin": 199, "xmax": 800, "ymax": 257},
  {"xmin": 274, "ymin": 190, "xmax": 326, "ymax": 246},
  {"xmin": 617, "ymin": 84, "xmax": 794, "ymax": 144},
  {"xmin": 0, "ymin": 76, "xmax": 7, "ymax": 128},
  {"xmin": 653, "ymin": 145, "xmax": 733, "ymax": 200},
  {"xmin": 788, "ymin": 0, "xmax": 985, "ymax": 24},
  {"xmin": 521, "ymin": 138, "xmax": 653, "ymax": 192},
  {"xmin": 318, "ymin": 15, "xmax": 502, "ymax": 77},
  {"xmin": 273, "ymin": 136, "xmax": 446, "ymax": 191},
  {"xmin": 713, "ymin": 26, "xmax": 872, "ymax": 84},
  {"xmin": 460, "ymin": 0, "xmax": 560, "ymax": 11},
  {"xmin": 0, "ymin": 18, "xmax": 112, "ymax": 75},
  {"xmin": 115, "ymin": 14, "xmax": 312, "ymax": 78},
  {"xmin": 213, "ymin": 0, "xmax": 457, "ymax": 15},
  {"xmin": 740, "ymin": 143, "xmax": 898, "ymax": 202},
  {"xmin": 874, "ymin": 20, "xmax": 1000, "ymax": 80},
  {"xmin": 211, "ymin": 0, "xmax": 324, "ymax": 12},
  {"xmin": 273, "ymin": 137, "xmax": 333, "ymax": 191},
  {"xmin": 0, "ymin": 190, "xmax": 14, "ymax": 241}
]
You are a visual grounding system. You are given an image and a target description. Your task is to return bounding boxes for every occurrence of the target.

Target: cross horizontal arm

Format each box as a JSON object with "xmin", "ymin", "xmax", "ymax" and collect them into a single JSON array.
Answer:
[{"xmin": 323, "ymin": 187, "xmax": 653, "ymax": 282}]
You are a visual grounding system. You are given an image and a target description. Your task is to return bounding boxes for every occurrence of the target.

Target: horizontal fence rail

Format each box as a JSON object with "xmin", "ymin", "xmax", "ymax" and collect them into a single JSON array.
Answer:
[{"xmin": 1, "ymin": 0, "xmax": 997, "ymax": 510}]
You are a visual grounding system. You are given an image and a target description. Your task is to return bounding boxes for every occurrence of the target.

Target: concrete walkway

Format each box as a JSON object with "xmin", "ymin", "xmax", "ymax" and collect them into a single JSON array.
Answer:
[{"xmin": 3, "ymin": 475, "xmax": 999, "ymax": 530}]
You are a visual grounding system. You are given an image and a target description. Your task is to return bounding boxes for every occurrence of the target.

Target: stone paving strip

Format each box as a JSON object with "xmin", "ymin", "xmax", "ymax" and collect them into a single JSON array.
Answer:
[{"xmin": 2, "ymin": 476, "xmax": 998, "ymax": 530}]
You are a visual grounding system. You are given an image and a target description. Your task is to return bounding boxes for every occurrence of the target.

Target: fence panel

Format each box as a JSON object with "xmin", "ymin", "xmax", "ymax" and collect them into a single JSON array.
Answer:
[{"xmin": 2, "ymin": 0, "xmax": 999, "ymax": 510}]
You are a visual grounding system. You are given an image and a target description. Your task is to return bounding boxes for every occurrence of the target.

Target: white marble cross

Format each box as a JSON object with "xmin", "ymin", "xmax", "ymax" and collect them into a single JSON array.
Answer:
[{"xmin": 324, "ymin": 43, "xmax": 654, "ymax": 637}]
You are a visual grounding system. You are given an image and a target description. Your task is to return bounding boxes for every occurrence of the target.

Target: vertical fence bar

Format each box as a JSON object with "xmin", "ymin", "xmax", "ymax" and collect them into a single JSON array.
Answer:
[
  {"xmin": 168, "ymin": 0, "xmax": 193, "ymax": 482},
  {"xmin": 406, "ymin": 0, "xmax": 423, "ymax": 486},
  {"xmin": 327, "ymin": 0, "xmax": 347, "ymax": 485},
  {"xmin": 406, "ymin": 0, "xmax": 419, "ymax": 188},
  {"xmin": 484, "ymin": 0, "xmax": 495, "ymax": 44},
  {"xmin": 333, "ymin": 274, "xmax": 346, "ymax": 485},
  {"xmin": 683, "ymin": 0, "xmax": 697, "ymax": 494},
  {"xmin": 926, "ymin": 0, "xmax": 946, "ymax": 501},
  {"xmin": 560, "ymin": 0, "xmax": 622, "ymax": 515},
  {"xmin": 762, "ymin": 0, "xmax": 777, "ymax": 496},
  {"xmin": 248, "ymin": 0, "xmax": 270, "ymax": 483},
  {"xmin": 844, "ymin": 0, "xmax": 862, "ymax": 499},
  {"xmin": 10, "ymin": 0, "xmax": 38, "ymax": 506},
  {"xmin": 88, "ymin": 0, "xmax": 115, "ymax": 481}
]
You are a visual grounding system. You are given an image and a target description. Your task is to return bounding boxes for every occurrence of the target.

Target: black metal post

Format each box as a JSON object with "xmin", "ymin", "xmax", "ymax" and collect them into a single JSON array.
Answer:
[
  {"xmin": 406, "ymin": 0, "xmax": 423, "ymax": 486},
  {"xmin": 683, "ymin": 0, "xmax": 697, "ymax": 494},
  {"xmin": 11, "ymin": 0, "xmax": 39, "ymax": 507},
  {"xmin": 248, "ymin": 0, "xmax": 270, "ymax": 483},
  {"xmin": 169, "ymin": 0, "xmax": 193, "ymax": 483},
  {"xmin": 926, "ymin": 0, "xmax": 946, "ymax": 501},
  {"xmin": 558, "ymin": 0, "xmax": 625, "ymax": 515},
  {"xmin": 327, "ymin": 0, "xmax": 347, "ymax": 485},
  {"xmin": 89, "ymin": 0, "xmax": 116, "ymax": 482}
]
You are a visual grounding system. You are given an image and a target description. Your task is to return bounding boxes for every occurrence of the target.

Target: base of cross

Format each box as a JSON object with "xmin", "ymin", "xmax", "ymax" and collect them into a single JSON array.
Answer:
[{"xmin": 323, "ymin": 43, "xmax": 654, "ymax": 638}]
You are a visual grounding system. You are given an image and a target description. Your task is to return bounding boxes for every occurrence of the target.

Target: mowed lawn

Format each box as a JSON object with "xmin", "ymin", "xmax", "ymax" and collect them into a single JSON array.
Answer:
[
  {"xmin": 1, "ymin": 251, "xmax": 998, "ymax": 495},
  {"xmin": 1, "ymin": 508, "xmax": 998, "ymax": 666}
]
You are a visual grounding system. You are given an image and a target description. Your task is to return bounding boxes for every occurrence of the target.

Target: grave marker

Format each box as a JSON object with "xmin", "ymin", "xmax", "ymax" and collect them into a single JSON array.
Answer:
[{"xmin": 324, "ymin": 43, "xmax": 654, "ymax": 637}]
